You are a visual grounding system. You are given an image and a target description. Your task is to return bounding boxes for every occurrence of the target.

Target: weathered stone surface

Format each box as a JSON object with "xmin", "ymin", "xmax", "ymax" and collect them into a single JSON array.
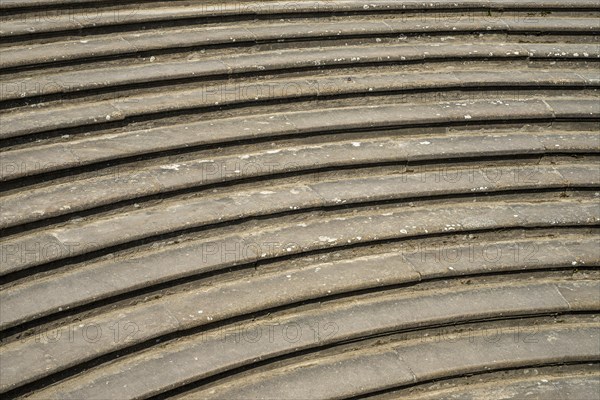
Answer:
[{"xmin": 1, "ymin": 1, "xmax": 598, "ymax": 398}]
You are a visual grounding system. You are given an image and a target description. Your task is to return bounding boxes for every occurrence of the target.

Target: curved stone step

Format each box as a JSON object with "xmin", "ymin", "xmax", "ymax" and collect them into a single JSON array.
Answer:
[
  {"xmin": 2, "ymin": 162, "xmax": 598, "ymax": 276},
  {"xmin": 2, "ymin": 0, "xmax": 598, "ymax": 38},
  {"xmin": 2, "ymin": 43, "xmax": 598, "ymax": 103},
  {"xmin": 2, "ymin": 0, "xmax": 598, "ymax": 11},
  {"xmin": 3, "ymin": 126, "xmax": 599, "ymax": 230},
  {"xmin": 3, "ymin": 228, "xmax": 598, "ymax": 330},
  {"xmin": 5, "ymin": 98, "xmax": 598, "ymax": 182},
  {"xmin": 172, "ymin": 318, "xmax": 600, "ymax": 400},
  {"xmin": 1, "ymin": 195, "xmax": 598, "ymax": 333},
  {"xmin": 1, "ymin": 17, "xmax": 598, "ymax": 70},
  {"xmin": 2, "ymin": 69, "xmax": 598, "ymax": 140},
  {"xmin": 19, "ymin": 312, "xmax": 600, "ymax": 399}
]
